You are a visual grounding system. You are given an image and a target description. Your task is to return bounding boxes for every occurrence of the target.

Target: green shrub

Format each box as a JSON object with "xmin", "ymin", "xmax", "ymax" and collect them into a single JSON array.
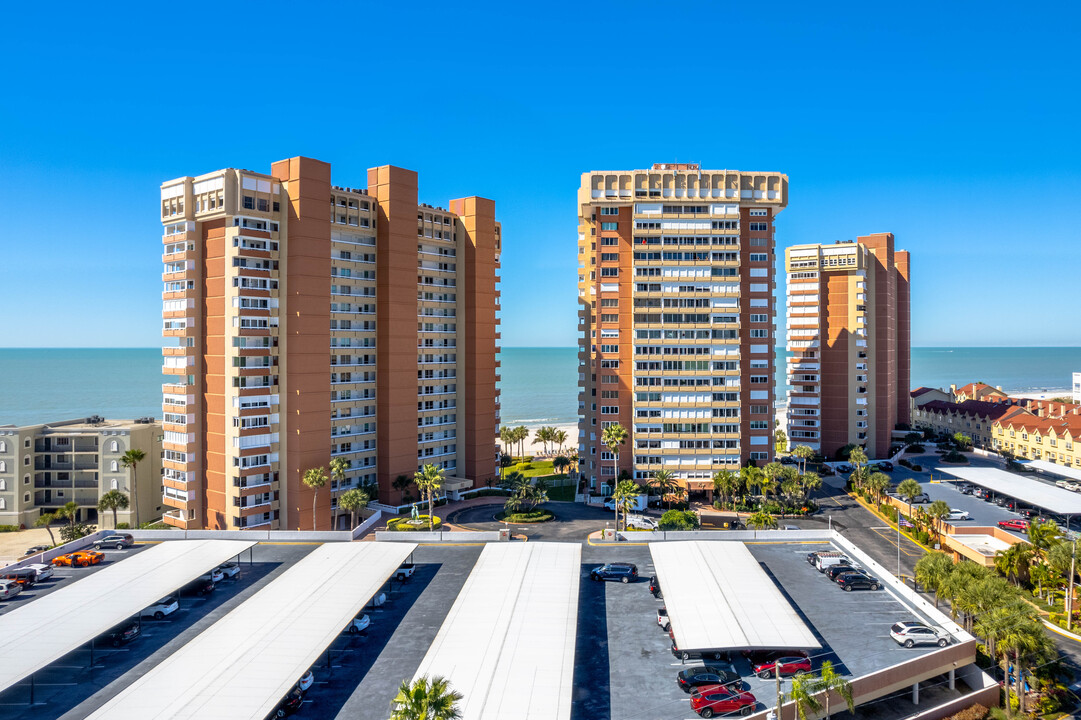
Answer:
[
  {"xmin": 386, "ymin": 516, "xmax": 443, "ymax": 531},
  {"xmin": 942, "ymin": 450, "xmax": 968, "ymax": 464},
  {"xmin": 519, "ymin": 464, "xmax": 534, "ymax": 471},
  {"xmin": 906, "ymin": 444, "xmax": 925, "ymax": 453},
  {"xmin": 944, "ymin": 704, "xmax": 988, "ymax": 720},
  {"xmin": 139, "ymin": 521, "xmax": 170, "ymax": 530},
  {"xmin": 659, "ymin": 510, "xmax": 700, "ymax": 531},
  {"xmin": 915, "ymin": 530, "xmax": 931, "ymax": 545},
  {"xmin": 911, "ymin": 464, "xmax": 923, "ymax": 472},
  {"xmin": 116, "ymin": 522, "xmax": 131, "ymax": 529},
  {"xmin": 0, "ymin": 525, "xmax": 20, "ymax": 532},
  {"xmin": 495, "ymin": 509, "xmax": 553, "ymax": 523},
  {"xmin": 59, "ymin": 523, "xmax": 96, "ymax": 542},
  {"xmin": 470, "ymin": 488, "xmax": 512, "ymax": 498}
]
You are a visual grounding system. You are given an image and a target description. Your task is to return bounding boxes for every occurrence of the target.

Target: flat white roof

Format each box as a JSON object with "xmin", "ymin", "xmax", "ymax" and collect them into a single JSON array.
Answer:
[
  {"xmin": 1023, "ymin": 459, "xmax": 1081, "ymax": 483},
  {"xmin": 952, "ymin": 534, "xmax": 1011, "ymax": 557},
  {"xmin": 650, "ymin": 541, "xmax": 820, "ymax": 651},
  {"xmin": 412, "ymin": 542, "xmax": 581, "ymax": 720},
  {"xmin": 85, "ymin": 541, "xmax": 416, "ymax": 720},
  {"xmin": 939, "ymin": 466, "xmax": 1081, "ymax": 514},
  {"xmin": 0, "ymin": 539, "xmax": 256, "ymax": 693}
]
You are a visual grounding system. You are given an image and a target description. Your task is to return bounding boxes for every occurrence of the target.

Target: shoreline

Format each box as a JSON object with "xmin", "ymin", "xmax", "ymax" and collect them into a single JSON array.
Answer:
[{"xmin": 497, "ymin": 421, "xmax": 578, "ymax": 456}]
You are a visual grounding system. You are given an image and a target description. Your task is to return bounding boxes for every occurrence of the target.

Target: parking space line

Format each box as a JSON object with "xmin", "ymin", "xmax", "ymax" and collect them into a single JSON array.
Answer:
[{"xmin": 869, "ymin": 528, "xmax": 923, "ymax": 557}]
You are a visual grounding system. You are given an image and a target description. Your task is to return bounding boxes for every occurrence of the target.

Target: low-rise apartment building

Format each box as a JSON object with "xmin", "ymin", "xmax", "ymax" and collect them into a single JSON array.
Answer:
[
  {"xmin": 993, "ymin": 409, "xmax": 1081, "ymax": 467},
  {"xmin": 911, "ymin": 400, "xmax": 1016, "ymax": 449},
  {"xmin": 0, "ymin": 417, "xmax": 163, "ymax": 529},
  {"xmin": 950, "ymin": 382, "xmax": 1009, "ymax": 404}
]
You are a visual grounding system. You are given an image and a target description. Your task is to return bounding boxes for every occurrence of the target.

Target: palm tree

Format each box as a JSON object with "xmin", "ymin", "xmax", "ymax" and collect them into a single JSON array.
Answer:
[
  {"xmin": 34, "ymin": 512, "xmax": 58, "ymax": 546},
  {"xmin": 612, "ymin": 480, "xmax": 641, "ymax": 530},
  {"xmin": 390, "ymin": 675, "xmax": 463, "ymax": 720},
  {"xmin": 1049, "ymin": 540, "xmax": 1078, "ymax": 622},
  {"xmin": 746, "ymin": 510, "xmax": 777, "ymax": 538},
  {"xmin": 800, "ymin": 471, "xmax": 822, "ymax": 504},
  {"xmin": 792, "ymin": 444, "xmax": 815, "ymax": 475},
  {"xmin": 532, "ymin": 426, "xmax": 551, "ymax": 455},
  {"xmin": 788, "ymin": 672, "xmax": 821, "ymax": 720},
  {"xmin": 499, "ymin": 453, "xmax": 514, "ymax": 479},
  {"xmin": 774, "ymin": 427, "xmax": 788, "ymax": 455},
  {"xmin": 339, "ymin": 488, "xmax": 370, "ymax": 530},
  {"xmin": 740, "ymin": 465, "xmax": 763, "ymax": 502},
  {"xmin": 120, "ymin": 448, "xmax": 146, "ymax": 528},
  {"xmin": 302, "ymin": 466, "xmax": 328, "ymax": 530},
  {"xmin": 601, "ymin": 423, "xmax": 628, "ymax": 493},
  {"xmin": 514, "ymin": 426, "xmax": 530, "ymax": 461},
  {"xmin": 812, "ymin": 661, "xmax": 853, "ymax": 720},
  {"xmin": 553, "ymin": 455, "xmax": 570, "ymax": 476},
  {"xmin": 499, "ymin": 425, "xmax": 514, "ymax": 460},
  {"xmin": 97, "ymin": 489, "xmax": 129, "ymax": 529},
  {"xmin": 865, "ymin": 472, "xmax": 890, "ymax": 505},
  {"xmin": 1027, "ymin": 519, "xmax": 1063, "ymax": 561},
  {"xmin": 414, "ymin": 463, "xmax": 445, "ymax": 531},
  {"xmin": 503, "ymin": 492, "xmax": 524, "ymax": 515},
  {"xmin": 995, "ymin": 542, "xmax": 1036, "ymax": 587},
  {"xmin": 59, "ymin": 500, "xmax": 80, "ymax": 534},
  {"xmin": 926, "ymin": 499, "xmax": 951, "ymax": 543},
  {"xmin": 711, "ymin": 469, "xmax": 738, "ymax": 510},
  {"xmin": 1029, "ymin": 562, "xmax": 1056, "ymax": 601},
  {"xmin": 553, "ymin": 429, "xmax": 567, "ymax": 454},
  {"xmin": 329, "ymin": 457, "xmax": 350, "ymax": 528},
  {"xmin": 393, "ymin": 475, "xmax": 413, "ymax": 501},
  {"xmin": 896, "ymin": 478, "xmax": 922, "ymax": 529},
  {"xmin": 649, "ymin": 469, "xmax": 678, "ymax": 510},
  {"xmin": 914, "ymin": 551, "xmax": 954, "ymax": 608}
]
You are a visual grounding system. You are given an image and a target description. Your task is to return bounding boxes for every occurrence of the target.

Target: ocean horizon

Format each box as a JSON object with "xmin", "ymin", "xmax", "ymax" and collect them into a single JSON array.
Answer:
[{"xmin": 0, "ymin": 346, "xmax": 1078, "ymax": 428}]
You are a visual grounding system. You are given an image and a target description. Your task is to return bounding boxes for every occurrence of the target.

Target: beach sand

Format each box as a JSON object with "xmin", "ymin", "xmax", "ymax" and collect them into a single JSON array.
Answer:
[
  {"xmin": 498, "ymin": 422, "xmax": 578, "ymax": 456},
  {"xmin": 1010, "ymin": 391, "xmax": 1075, "ymax": 401}
]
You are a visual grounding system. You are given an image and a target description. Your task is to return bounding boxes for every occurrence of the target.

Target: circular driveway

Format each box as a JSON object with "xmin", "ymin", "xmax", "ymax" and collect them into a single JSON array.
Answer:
[{"xmin": 446, "ymin": 501, "xmax": 618, "ymax": 542}]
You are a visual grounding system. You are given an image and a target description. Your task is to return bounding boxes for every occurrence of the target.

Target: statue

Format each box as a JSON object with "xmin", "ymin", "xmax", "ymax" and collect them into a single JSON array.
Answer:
[{"xmin": 411, "ymin": 503, "xmax": 420, "ymax": 522}]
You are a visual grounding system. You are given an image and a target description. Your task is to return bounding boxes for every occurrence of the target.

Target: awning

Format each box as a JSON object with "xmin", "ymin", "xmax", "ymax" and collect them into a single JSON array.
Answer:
[{"xmin": 650, "ymin": 540, "xmax": 820, "ymax": 652}]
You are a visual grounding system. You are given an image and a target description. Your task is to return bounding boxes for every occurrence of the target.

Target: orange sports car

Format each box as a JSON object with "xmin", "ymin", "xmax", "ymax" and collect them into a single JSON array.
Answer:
[{"xmin": 52, "ymin": 550, "xmax": 105, "ymax": 568}]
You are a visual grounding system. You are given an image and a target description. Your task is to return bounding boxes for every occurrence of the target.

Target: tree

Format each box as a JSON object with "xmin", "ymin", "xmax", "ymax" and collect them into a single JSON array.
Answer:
[
  {"xmin": 789, "ymin": 671, "xmax": 821, "ymax": 720},
  {"xmin": 499, "ymin": 453, "xmax": 514, "ymax": 479},
  {"xmin": 393, "ymin": 475, "xmax": 414, "ymax": 501},
  {"xmin": 865, "ymin": 472, "xmax": 890, "ymax": 505},
  {"xmin": 58, "ymin": 500, "xmax": 79, "ymax": 534},
  {"xmin": 339, "ymin": 488, "xmax": 370, "ymax": 530},
  {"xmin": 792, "ymin": 445, "xmax": 814, "ymax": 475},
  {"xmin": 98, "ymin": 490, "xmax": 129, "ymax": 529},
  {"xmin": 904, "ymin": 432, "xmax": 923, "ymax": 445},
  {"xmin": 514, "ymin": 426, "xmax": 530, "ymax": 460},
  {"xmin": 533, "ymin": 426, "xmax": 552, "ymax": 455},
  {"xmin": 1027, "ymin": 519, "xmax": 1063, "ymax": 561},
  {"xmin": 895, "ymin": 477, "xmax": 922, "ymax": 527},
  {"xmin": 711, "ymin": 470, "xmax": 738, "ymax": 509},
  {"xmin": 659, "ymin": 509, "xmax": 699, "ymax": 530},
  {"xmin": 795, "ymin": 660, "xmax": 853, "ymax": 720},
  {"xmin": 612, "ymin": 480, "xmax": 642, "ymax": 530},
  {"xmin": 120, "ymin": 448, "xmax": 146, "ymax": 528},
  {"xmin": 553, "ymin": 455, "xmax": 570, "ymax": 476},
  {"xmin": 952, "ymin": 432, "xmax": 972, "ymax": 450},
  {"xmin": 1048, "ymin": 541, "xmax": 1078, "ymax": 622},
  {"xmin": 926, "ymin": 500, "xmax": 951, "ymax": 542},
  {"xmin": 746, "ymin": 511, "xmax": 777, "ymax": 538},
  {"xmin": 648, "ymin": 469, "xmax": 678, "ymax": 510},
  {"xmin": 553, "ymin": 429, "xmax": 567, "ymax": 454},
  {"xmin": 849, "ymin": 446, "xmax": 868, "ymax": 476},
  {"xmin": 775, "ymin": 428, "xmax": 788, "ymax": 454},
  {"xmin": 390, "ymin": 675, "xmax": 463, "ymax": 720},
  {"xmin": 499, "ymin": 425, "xmax": 513, "ymax": 459},
  {"xmin": 503, "ymin": 492, "xmax": 524, "ymax": 515},
  {"xmin": 915, "ymin": 551, "xmax": 954, "ymax": 608},
  {"xmin": 330, "ymin": 457, "xmax": 350, "ymax": 528},
  {"xmin": 799, "ymin": 471, "xmax": 822, "ymax": 504},
  {"xmin": 414, "ymin": 464, "xmax": 445, "ymax": 531},
  {"xmin": 995, "ymin": 542, "xmax": 1036, "ymax": 587},
  {"xmin": 35, "ymin": 512, "xmax": 58, "ymax": 546},
  {"xmin": 302, "ymin": 466, "xmax": 329, "ymax": 531},
  {"xmin": 601, "ymin": 423, "xmax": 628, "ymax": 495},
  {"xmin": 741, "ymin": 464, "xmax": 764, "ymax": 501}
]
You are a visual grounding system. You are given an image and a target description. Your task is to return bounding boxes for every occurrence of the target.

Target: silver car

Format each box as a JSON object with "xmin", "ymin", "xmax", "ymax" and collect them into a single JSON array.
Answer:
[{"xmin": 890, "ymin": 621, "xmax": 949, "ymax": 648}]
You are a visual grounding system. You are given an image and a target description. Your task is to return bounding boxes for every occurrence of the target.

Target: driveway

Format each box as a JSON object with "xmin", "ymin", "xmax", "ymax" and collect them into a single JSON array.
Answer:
[{"xmin": 445, "ymin": 501, "xmax": 618, "ymax": 542}]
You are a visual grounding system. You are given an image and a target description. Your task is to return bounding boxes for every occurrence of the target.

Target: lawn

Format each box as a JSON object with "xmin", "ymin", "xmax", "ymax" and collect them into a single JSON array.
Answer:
[{"xmin": 508, "ymin": 460, "xmax": 557, "ymax": 478}]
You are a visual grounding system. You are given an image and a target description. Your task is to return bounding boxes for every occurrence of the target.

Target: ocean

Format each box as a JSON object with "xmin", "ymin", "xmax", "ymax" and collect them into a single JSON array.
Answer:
[{"xmin": 0, "ymin": 347, "xmax": 1078, "ymax": 428}]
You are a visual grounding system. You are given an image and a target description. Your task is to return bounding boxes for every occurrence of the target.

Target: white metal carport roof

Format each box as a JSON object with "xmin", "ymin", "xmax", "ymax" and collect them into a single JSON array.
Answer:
[
  {"xmin": 84, "ymin": 541, "xmax": 416, "ymax": 720},
  {"xmin": 412, "ymin": 542, "xmax": 581, "ymax": 720},
  {"xmin": 650, "ymin": 541, "xmax": 820, "ymax": 652},
  {"xmin": 1022, "ymin": 459, "xmax": 1081, "ymax": 484},
  {"xmin": 0, "ymin": 539, "xmax": 256, "ymax": 693},
  {"xmin": 939, "ymin": 466, "xmax": 1081, "ymax": 514}
]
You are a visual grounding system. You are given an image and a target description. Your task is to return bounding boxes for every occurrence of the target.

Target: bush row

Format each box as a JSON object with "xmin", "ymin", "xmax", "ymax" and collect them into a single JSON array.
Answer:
[
  {"xmin": 496, "ymin": 509, "xmax": 553, "ymax": 523},
  {"xmin": 386, "ymin": 516, "xmax": 443, "ymax": 531}
]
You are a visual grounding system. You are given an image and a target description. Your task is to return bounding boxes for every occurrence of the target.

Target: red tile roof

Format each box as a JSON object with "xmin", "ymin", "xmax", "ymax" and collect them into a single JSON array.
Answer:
[
  {"xmin": 910, "ymin": 386, "xmax": 938, "ymax": 398},
  {"xmin": 919, "ymin": 399, "xmax": 1019, "ymax": 421}
]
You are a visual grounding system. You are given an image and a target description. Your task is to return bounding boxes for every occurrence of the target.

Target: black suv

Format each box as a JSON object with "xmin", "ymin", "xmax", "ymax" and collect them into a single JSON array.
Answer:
[
  {"xmin": 102, "ymin": 621, "xmax": 141, "ymax": 647},
  {"xmin": 836, "ymin": 572, "xmax": 880, "ymax": 591},
  {"xmin": 825, "ymin": 564, "xmax": 862, "ymax": 581},
  {"xmin": 180, "ymin": 577, "xmax": 215, "ymax": 596},
  {"xmin": 590, "ymin": 564, "xmax": 638, "ymax": 583},
  {"xmin": 649, "ymin": 575, "xmax": 662, "ymax": 597},
  {"xmin": 677, "ymin": 664, "xmax": 741, "ymax": 692},
  {"xmin": 875, "ymin": 461, "xmax": 894, "ymax": 472}
]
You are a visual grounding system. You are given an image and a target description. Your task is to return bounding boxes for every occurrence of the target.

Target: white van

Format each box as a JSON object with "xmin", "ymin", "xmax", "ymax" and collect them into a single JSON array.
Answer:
[
  {"xmin": 626, "ymin": 515, "xmax": 658, "ymax": 530},
  {"xmin": 24, "ymin": 563, "xmax": 54, "ymax": 582},
  {"xmin": 815, "ymin": 553, "xmax": 855, "ymax": 573}
]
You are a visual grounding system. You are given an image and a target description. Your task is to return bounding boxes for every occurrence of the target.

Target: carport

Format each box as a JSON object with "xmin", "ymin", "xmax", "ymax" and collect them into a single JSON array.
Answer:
[
  {"xmin": 649, "ymin": 541, "xmax": 820, "ymax": 655},
  {"xmin": 1021, "ymin": 459, "xmax": 1081, "ymax": 484},
  {"xmin": 411, "ymin": 542, "xmax": 581, "ymax": 720},
  {"xmin": 84, "ymin": 541, "xmax": 416, "ymax": 720},
  {"xmin": 939, "ymin": 466, "xmax": 1081, "ymax": 520},
  {"xmin": 0, "ymin": 539, "xmax": 256, "ymax": 697}
]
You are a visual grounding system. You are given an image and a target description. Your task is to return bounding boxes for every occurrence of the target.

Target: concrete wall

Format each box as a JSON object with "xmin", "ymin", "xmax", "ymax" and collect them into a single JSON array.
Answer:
[
  {"xmin": 127, "ymin": 528, "xmax": 353, "ymax": 542},
  {"xmin": 351, "ymin": 509, "xmax": 382, "ymax": 539},
  {"xmin": 616, "ymin": 529, "xmax": 835, "ymax": 542},
  {"xmin": 374, "ymin": 530, "xmax": 503, "ymax": 543},
  {"xmin": 0, "ymin": 529, "xmax": 112, "ymax": 574}
]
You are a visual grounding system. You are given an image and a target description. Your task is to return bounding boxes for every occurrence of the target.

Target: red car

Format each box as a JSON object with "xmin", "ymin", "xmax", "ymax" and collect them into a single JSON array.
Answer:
[
  {"xmin": 753, "ymin": 652, "xmax": 811, "ymax": 679},
  {"xmin": 998, "ymin": 519, "xmax": 1029, "ymax": 531},
  {"xmin": 690, "ymin": 684, "xmax": 757, "ymax": 718}
]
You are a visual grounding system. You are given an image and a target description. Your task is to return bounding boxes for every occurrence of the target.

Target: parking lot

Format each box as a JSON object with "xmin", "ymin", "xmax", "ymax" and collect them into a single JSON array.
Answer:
[{"xmin": 1, "ymin": 537, "xmax": 964, "ymax": 720}]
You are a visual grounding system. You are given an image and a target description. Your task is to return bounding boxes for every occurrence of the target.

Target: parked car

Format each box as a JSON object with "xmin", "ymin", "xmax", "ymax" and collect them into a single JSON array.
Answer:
[
  {"xmin": 2, "ymin": 567, "xmax": 40, "ymax": 587},
  {"xmin": 393, "ymin": 563, "xmax": 416, "ymax": 581},
  {"xmin": 677, "ymin": 664, "xmax": 741, "ymax": 692},
  {"xmin": 815, "ymin": 553, "xmax": 854, "ymax": 573},
  {"xmin": 946, "ymin": 509, "xmax": 971, "ymax": 521},
  {"xmin": 957, "ymin": 483, "xmax": 975, "ymax": 495},
  {"xmin": 890, "ymin": 621, "xmax": 950, "ymax": 648},
  {"xmin": 604, "ymin": 495, "xmax": 647, "ymax": 512},
  {"xmin": 825, "ymin": 564, "xmax": 862, "ymax": 581},
  {"xmin": 649, "ymin": 575, "xmax": 662, "ymax": 598},
  {"xmin": 94, "ymin": 533, "xmax": 134, "ymax": 550},
  {"xmin": 998, "ymin": 519, "xmax": 1029, "ymax": 531},
  {"xmin": 836, "ymin": 572, "xmax": 881, "ymax": 591},
  {"xmin": 23, "ymin": 563, "xmax": 54, "ymax": 582},
  {"xmin": 0, "ymin": 579, "xmax": 23, "ymax": 601},
  {"xmin": 657, "ymin": 607, "xmax": 670, "ymax": 630},
  {"xmin": 368, "ymin": 591, "xmax": 387, "ymax": 607},
  {"xmin": 671, "ymin": 640, "xmax": 727, "ymax": 662},
  {"xmin": 296, "ymin": 670, "xmax": 314, "ymax": 693},
  {"xmin": 52, "ymin": 550, "xmax": 104, "ymax": 567},
  {"xmin": 200, "ymin": 567, "xmax": 226, "ymax": 584},
  {"xmin": 626, "ymin": 514, "xmax": 658, "ymax": 530},
  {"xmin": 1017, "ymin": 508, "xmax": 1035, "ymax": 519},
  {"xmin": 877, "ymin": 461, "xmax": 894, "ymax": 472},
  {"xmin": 742, "ymin": 649, "xmax": 803, "ymax": 666},
  {"xmin": 101, "ymin": 621, "xmax": 140, "ymax": 647},
  {"xmin": 974, "ymin": 488, "xmax": 990, "ymax": 499},
  {"xmin": 141, "ymin": 595, "xmax": 179, "ymax": 620},
  {"xmin": 780, "ymin": 455, "xmax": 798, "ymax": 465},
  {"xmin": 836, "ymin": 464, "xmax": 853, "ymax": 474},
  {"xmin": 217, "ymin": 562, "xmax": 241, "ymax": 579},
  {"xmin": 993, "ymin": 497, "xmax": 1008, "ymax": 507},
  {"xmin": 590, "ymin": 563, "xmax": 639, "ymax": 583},
  {"xmin": 1056, "ymin": 480, "xmax": 1071, "ymax": 490},
  {"xmin": 180, "ymin": 577, "xmax": 215, "ymax": 596},
  {"xmin": 346, "ymin": 613, "xmax": 371, "ymax": 634},
  {"xmin": 268, "ymin": 687, "xmax": 304, "ymax": 718},
  {"xmin": 806, "ymin": 551, "xmax": 826, "ymax": 566},
  {"xmin": 23, "ymin": 545, "xmax": 50, "ymax": 556},
  {"xmin": 753, "ymin": 653, "xmax": 812, "ymax": 679},
  {"xmin": 690, "ymin": 684, "xmax": 757, "ymax": 718},
  {"xmin": 908, "ymin": 493, "xmax": 931, "ymax": 504}
]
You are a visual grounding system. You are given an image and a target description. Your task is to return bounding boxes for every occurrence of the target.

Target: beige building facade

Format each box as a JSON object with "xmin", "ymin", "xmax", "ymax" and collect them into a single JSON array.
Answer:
[
  {"xmin": 784, "ymin": 234, "xmax": 910, "ymax": 459},
  {"xmin": 0, "ymin": 418, "xmax": 163, "ymax": 529},
  {"xmin": 577, "ymin": 164, "xmax": 787, "ymax": 496},
  {"xmin": 160, "ymin": 157, "xmax": 500, "ymax": 531}
]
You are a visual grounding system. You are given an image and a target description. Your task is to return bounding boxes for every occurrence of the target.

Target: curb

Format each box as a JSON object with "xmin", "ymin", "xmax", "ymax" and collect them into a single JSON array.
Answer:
[
  {"xmin": 849, "ymin": 492, "xmax": 935, "ymax": 553},
  {"xmin": 1042, "ymin": 619, "xmax": 1081, "ymax": 644}
]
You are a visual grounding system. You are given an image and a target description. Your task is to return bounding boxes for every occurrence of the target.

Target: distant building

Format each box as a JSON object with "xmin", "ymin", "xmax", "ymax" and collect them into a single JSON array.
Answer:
[
  {"xmin": 912, "ymin": 400, "xmax": 1019, "ymax": 449},
  {"xmin": 1073, "ymin": 372, "xmax": 1081, "ymax": 404},
  {"xmin": 950, "ymin": 382, "xmax": 1008, "ymax": 404},
  {"xmin": 993, "ymin": 408, "xmax": 1081, "ymax": 467},
  {"xmin": 0, "ymin": 418, "xmax": 163, "ymax": 529},
  {"xmin": 784, "ymin": 234, "xmax": 911, "ymax": 459}
]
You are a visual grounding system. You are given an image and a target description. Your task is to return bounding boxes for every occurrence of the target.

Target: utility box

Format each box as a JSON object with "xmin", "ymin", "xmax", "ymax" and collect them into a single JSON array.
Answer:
[
  {"xmin": 603, "ymin": 528, "xmax": 616, "ymax": 541},
  {"xmin": 499, "ymin": 528, "xmax": 510, "ymax": 541}
]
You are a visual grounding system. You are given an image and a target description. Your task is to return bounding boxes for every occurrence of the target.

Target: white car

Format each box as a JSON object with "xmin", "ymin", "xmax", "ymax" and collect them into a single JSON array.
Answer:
[
  {"xmin": 24, "ymin": 563, "xmax": 54, "ymax": 581},
  {"xmin": 626, "ymin": 515, "xmax": 658, "ymax": 530},
  {"xmin": 141, "ymin": 595, "xmax": 179, "ymax": 620},
  {"xmin": 890, "ymin": 621, "xmax": 950, "ymax": 648},
  {"xmin": 368, "ymin": 591, "xmax": 387, "ymax": 608},
  {"xmin": 296, "ymin": 670, "xmax": 314, "ymax": 693},
  {"xmin": 0, "ymin": 580, "xmax": 23, "ymax": 601},
  {"xmin": 217, "ymin": 562, "xmax": 241, "ymax": 579},
  {"xmin": 1056, "ymin": 480, "xmax": 1070, "ymax": 489},
  {"xmin": 1069, "ymin": 483, "xmax": 1081, "ymax": 493},
  {"xmin": 657, "ymin": 607, "xmax": 669, "ymax": 631},
  {"xmin": 946, "ymin": 509, "xmax": 970, "ymax": 521},
  {"xmin": 346, "ymin": 614, "xmax": 371, "ymax": 634},
  {"xmin": 200, "ymin": 568, "xmax": 225, "ymax": 584}
]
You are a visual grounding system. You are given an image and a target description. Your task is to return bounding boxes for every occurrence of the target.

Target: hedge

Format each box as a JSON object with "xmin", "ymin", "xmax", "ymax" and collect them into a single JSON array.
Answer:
[
  {"xmin": 495, "ymin": 509, "xmax": 553, "ymax": 523},
  {"xmin": 386, "ymin": 516, "xmax": 443, "ymax": 531},
  {"xmin": 0, "ymin": 525, "xmax": 19, "ymax": 533}
]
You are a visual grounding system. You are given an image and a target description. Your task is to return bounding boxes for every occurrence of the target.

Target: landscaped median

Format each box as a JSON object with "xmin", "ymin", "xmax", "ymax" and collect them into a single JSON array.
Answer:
[
  {"xmin": 385, "ymin": 516, "xmax": 443, "ymax": 531},
  {"xmin": 494, "ymin": 509, "xmax": 553, "ymax": 523}
]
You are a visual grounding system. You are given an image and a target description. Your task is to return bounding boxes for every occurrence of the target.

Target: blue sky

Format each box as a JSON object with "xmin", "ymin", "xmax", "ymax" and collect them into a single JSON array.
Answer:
[{"xmin": 1, "ymin": 2, "xmax": 1078, "ymax": 348}]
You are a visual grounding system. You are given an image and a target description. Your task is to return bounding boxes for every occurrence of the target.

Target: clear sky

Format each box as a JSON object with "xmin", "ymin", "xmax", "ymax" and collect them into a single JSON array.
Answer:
[{"xmin": 1, "ymin": 2, "xmax": 1078, "ymax": 349}]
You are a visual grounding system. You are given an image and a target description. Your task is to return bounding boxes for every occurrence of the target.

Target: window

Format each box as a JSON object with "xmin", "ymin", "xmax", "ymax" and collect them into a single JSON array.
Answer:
[
  {"xmin": 750, "ymin": 405, "xmax": 768, "ymax": 414},
  {"xmin": 109, "ymin": 440, "xmax": 119, "ymax": 452},
  {"xmin": 749, "ymin": 222, "xmax": 769, "ymax": 231},
  {"xmin": 243, "ymin": 195, "xmax": 255, "ymax": 210},
  {"xmin": 749, "ymin": 253, "xmax": 768, "ymax": 262},
  {"xmin": 749, "ymin": 209, "xmax": 768, "ymax": 217},
  {"xmin": 23, "ymin": 456, "xmax": 29, "ymax": 466},
  {"xmin": 0, "ymin": 478, "xmax": 5, "ymax": 490},
  {"xmin": 750, "ymin": 421, "xmax": 769, "ymax": 429},
  {"xmin": 0, "ymin": 498, "xmax": 4, "ymax": 510},
  {"xmin": 750, "ymin": 376, "xmax": 768, "ymax": 384},
  {"xmin": 110, "ymin": 460, "xmax": 118, "ymax": 472},
  {"xmin": 750, "ymin": 329, "xmax": 769, "ymax": 338},
  {"xmin": 600, "ymin": 207, "xmax": 619, "ymax": 215},
  {"xmin": 257, "ymin": 198, "xmax": 269, "ymax": 212},
  {"xmin": 0, "ymin": 440, "xmax": 5, "ymax": 452},
  {"xmin": 749, "ymin": 314, "xmax": 769, "ymax": 323},
  {"xmin": 0, "ymin": 461, "xmax": 4, "ymax": 473},
  {"xmin": 111, "ymin": 479, "xmax": 119, "ymax": 490},
  {"xmin": 601, "ymin": 222, "xmax": 618, "ymax": 231}
]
